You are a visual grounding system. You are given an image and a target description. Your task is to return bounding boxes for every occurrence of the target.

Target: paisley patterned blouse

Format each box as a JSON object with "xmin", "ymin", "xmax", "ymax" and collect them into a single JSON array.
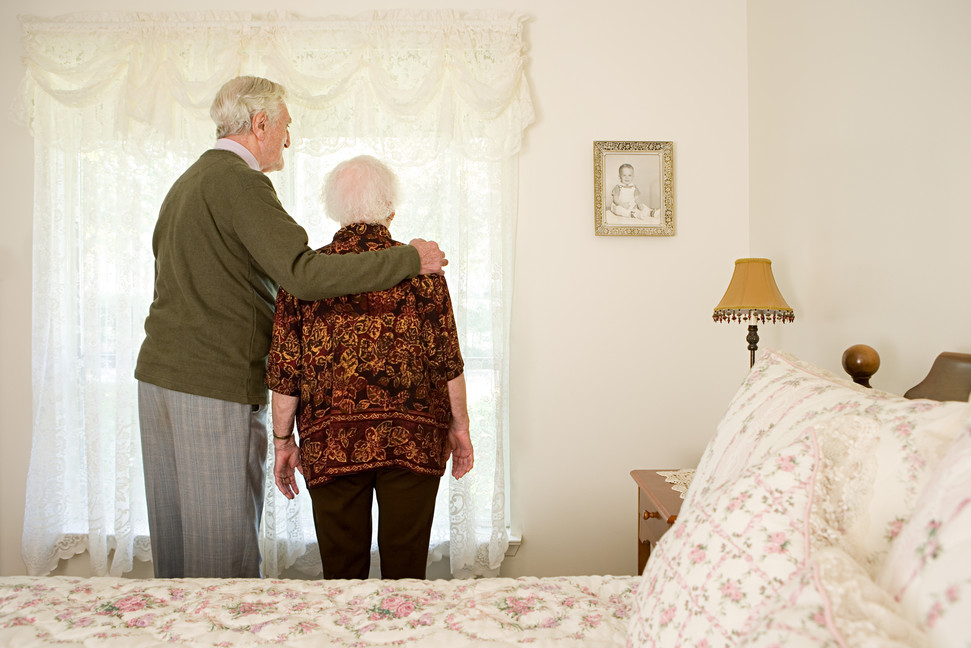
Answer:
[{"xmin": 265, "ymin": 223, "xmax": 464, "ymax": 487}]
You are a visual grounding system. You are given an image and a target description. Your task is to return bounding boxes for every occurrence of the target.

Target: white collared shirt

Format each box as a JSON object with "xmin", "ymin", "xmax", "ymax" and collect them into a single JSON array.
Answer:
[{"xmin": 214, "ymin": 138, "xmax": 260, "ymax": 172}]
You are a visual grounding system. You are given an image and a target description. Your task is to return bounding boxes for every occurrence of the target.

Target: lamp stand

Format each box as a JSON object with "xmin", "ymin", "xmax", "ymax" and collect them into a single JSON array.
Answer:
[{"xmin": 746, "ymin": 324, "xmax": 760, "ymax": 369}]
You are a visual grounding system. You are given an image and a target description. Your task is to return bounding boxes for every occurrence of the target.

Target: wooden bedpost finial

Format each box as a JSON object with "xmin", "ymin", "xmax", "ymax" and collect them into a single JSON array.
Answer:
[{"xmin": 842, "ymin": 344, "xmax": 880, "ymax": 387}]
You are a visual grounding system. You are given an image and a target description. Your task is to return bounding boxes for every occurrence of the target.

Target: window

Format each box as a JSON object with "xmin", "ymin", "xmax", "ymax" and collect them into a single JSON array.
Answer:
[{"xmin": 19, "ymin": 11, "xmax": 532, "ymax": 577}]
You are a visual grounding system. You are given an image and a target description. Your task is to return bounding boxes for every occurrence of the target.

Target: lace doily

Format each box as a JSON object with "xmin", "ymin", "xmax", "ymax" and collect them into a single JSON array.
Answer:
[{"xmin": 656, "ymin": 469, "xmax": 696, "ymax": 499}]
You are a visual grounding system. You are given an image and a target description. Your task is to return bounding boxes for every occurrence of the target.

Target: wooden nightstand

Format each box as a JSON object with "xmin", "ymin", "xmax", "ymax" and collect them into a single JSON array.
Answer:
[{"xmin": 630, "ymin": 469, "xmax": 690, "ymax": 574}]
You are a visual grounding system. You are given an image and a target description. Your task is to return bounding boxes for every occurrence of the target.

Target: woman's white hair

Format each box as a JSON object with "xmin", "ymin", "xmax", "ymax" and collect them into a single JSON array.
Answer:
[
  {"xmin": 323, "ymin": 155, "xmax": 399, "ymax": 226},
  {"xmin": 210, "ymin": 76, "xmax": 287, "ymax": 139}
]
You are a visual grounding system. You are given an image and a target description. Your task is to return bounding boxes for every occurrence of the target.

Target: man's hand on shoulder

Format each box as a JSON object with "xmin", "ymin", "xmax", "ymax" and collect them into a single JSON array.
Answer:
[{"xmin": 409, "ymin": 238, "xmax": 448, "ymax": 275}]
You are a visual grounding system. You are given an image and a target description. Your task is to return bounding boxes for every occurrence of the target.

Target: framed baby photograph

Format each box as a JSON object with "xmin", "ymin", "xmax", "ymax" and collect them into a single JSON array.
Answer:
[{"xmin": 593, "ymin": 140, "xmax": 675, "ymax": 236}]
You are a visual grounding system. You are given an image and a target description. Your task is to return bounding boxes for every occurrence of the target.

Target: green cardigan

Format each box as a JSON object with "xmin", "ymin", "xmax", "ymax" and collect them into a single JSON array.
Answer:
[{"xmin": 135, "ymin": 150, "xmax": 420, "ymax": 405}]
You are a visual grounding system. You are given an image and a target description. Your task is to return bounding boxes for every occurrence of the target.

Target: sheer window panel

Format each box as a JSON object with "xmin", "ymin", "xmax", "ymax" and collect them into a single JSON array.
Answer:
[{"xmin": 18, "ymin": 10, "xmax": 532, "ymax": 578}]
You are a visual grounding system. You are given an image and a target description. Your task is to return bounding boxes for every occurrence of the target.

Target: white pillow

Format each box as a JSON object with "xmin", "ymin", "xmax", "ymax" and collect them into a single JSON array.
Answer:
[
  {"xmin": 688, "ymin": 349, "xmax": 968, "ymax": 571},
  {"xmin": 627, "ymin": 434, "xmax": 821, "ymax": 646},
  {"xmin": 628, "ymin": 349, "xmax": 969, "ymax": 648},
  {"xmin": 878, "ymin": 428, "xmax": 971, "ymax": 647},
  {"xmin": 739, "ymin": 547, "xmax": 927, "ymax": 648}
]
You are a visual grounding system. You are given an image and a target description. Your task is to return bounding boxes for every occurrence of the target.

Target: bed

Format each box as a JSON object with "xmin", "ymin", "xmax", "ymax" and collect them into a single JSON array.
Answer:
[
  {"xmin": 3, "ymin": 346, "xmax": 970, "ymax": 647},
  {"xmin": 0, "ymin": 575, "xmax": 636, "ymax": 646}
]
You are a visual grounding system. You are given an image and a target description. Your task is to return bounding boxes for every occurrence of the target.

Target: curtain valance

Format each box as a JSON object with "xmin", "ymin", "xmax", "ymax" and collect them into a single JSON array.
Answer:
[{"xmin": 16, "ymin": 10, "xmax": 534, "ymax": 160}]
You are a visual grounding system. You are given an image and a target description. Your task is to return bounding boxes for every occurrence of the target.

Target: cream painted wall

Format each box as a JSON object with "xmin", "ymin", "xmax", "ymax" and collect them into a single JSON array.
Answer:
[
  {"xmin": 0, "ymin": 0, "xmax": 752, "ymax": 577},
  {"xmin": 748, "ymin": 1, "xmax": 971, "ymax": 395}
]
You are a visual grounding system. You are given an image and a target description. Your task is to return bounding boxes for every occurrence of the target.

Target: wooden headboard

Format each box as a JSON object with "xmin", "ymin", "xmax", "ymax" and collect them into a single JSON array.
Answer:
[{"xmin": 842, "ymin": 344, "xmax": 971, "ymax": 402}]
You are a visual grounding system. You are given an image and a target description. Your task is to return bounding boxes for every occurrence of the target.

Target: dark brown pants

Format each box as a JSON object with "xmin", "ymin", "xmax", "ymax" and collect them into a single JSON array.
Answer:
[{"xmin": 309, "ymin": 468, "xmax": 441, "ymax": 579}]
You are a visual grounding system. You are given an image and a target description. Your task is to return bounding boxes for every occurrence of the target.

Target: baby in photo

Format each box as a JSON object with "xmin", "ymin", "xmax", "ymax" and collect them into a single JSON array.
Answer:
[{"xmin": 609, "ymin": 163, "xmax": 653, "ymax": 220}]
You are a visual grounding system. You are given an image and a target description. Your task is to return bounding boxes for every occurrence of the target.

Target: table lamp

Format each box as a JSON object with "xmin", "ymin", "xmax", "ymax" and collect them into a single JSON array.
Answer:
[{"xmin": 712, "ymin": 258, "xmax": 795, "ymax": 368}]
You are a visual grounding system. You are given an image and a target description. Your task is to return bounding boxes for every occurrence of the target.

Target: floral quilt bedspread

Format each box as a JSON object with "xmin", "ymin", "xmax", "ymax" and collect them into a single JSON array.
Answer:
[{"xmin": 0, "ymin": 574, "xmax": 637, "ymax": 647}]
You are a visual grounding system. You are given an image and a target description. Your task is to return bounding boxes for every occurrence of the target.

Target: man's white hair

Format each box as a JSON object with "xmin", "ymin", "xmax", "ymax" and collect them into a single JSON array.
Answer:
[
  {"xmin": 210, "ymin": 76, "xmax": 287, "ymax": 139},
  {"xmin": 323, "ymin": 156, "xmax": 399, "ymax": 227}
]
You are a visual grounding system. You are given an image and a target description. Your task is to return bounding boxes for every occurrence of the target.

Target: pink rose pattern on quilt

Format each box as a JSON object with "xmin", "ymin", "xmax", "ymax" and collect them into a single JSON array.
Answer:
[
  {"xmin": 627, "ymin": 349, "xmax": 968, "ymax": 648},
  {"xmin": 0, "ymin": 575, "xmax": 637, "ymax": 647}
]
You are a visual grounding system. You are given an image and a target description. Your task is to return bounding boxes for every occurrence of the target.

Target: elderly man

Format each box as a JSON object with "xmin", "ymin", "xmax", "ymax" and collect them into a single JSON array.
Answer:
[
  {"xmin": 266, "ymin": 155, "xmax": 473, "ymax": 580},
  {"xmin": 135, "ymin": 77, "xmax": 447, "ymax": 579}
]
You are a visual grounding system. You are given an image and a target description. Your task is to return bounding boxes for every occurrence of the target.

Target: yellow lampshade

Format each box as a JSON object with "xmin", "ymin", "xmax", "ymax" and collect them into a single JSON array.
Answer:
[
  {"xmin": 713, "ymin": 258, "xmax": 795, "ymax": 368},
  {"xmin": 712, "ymin": 258, "xmax": 794, "ymax": 324}
]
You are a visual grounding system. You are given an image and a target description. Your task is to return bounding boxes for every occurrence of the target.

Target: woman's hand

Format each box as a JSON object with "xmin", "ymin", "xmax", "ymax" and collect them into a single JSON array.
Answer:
[
  {"xmin": 274, "ymin": 437, "xmax": 303, "ymax": 499},
  {"xmin": 447, "ymin": 423, "xmax": 474, "ymax": 479}
]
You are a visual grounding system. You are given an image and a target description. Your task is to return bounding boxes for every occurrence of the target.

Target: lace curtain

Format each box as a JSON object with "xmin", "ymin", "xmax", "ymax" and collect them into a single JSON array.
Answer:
[{"xmin": 17, "ymin": 10, "xmax": 532, "ymax": 578}]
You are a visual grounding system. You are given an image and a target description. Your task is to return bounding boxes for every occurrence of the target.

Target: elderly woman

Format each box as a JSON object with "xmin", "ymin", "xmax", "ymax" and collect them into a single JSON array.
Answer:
[{"xmin": 265, "ymin": 155, "xmax": 473, "ymax": 580}]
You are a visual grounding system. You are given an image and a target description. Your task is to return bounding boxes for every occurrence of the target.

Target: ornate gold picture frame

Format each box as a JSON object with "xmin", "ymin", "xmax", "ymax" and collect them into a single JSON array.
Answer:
[{"xmin": 593, "ymin": 141, "xmax": 675, "ymax": 236}]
